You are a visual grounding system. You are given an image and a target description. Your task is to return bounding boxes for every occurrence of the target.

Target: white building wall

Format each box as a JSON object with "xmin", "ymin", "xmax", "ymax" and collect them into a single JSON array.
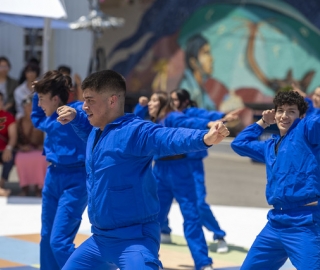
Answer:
[
  {"xmin": 0, "ymin": 23, "xmax": 24, "ymax": 79},
  {"xmin": 52, "ymin": 0, "xmax": 92, "ymax": 81}
]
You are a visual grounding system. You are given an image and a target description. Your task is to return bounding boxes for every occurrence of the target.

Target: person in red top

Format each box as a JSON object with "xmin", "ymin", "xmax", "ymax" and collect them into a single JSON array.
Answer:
[{"xmin": 0, "ymin": 92, "xmax": 17, "ymax": 196}]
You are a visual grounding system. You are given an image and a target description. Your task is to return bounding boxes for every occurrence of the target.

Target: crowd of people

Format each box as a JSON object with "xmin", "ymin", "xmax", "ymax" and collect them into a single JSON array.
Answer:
[
  {"xmin": 0, "ymin": 56, "xmax": 82, "ymax": 197},
  {"xmin": 1, "ymin": 54, "xmax": 320, "ymax": 270}
]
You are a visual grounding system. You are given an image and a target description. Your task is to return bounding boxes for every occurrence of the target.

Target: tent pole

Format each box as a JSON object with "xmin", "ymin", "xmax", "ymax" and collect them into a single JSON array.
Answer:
[{"xmin": 42, "ymin": 18, "xmax": 51, "ymax": 74}]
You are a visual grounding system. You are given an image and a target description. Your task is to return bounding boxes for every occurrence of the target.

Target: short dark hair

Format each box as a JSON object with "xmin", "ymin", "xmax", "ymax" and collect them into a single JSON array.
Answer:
[
  {"xmin": 33, "ymin": 70, "xmax": 72, "ymax": 105},
  {"xmin": 24, "ymin": 63, "xmax": 40, "ymax": 77},
  {"xmin": 185, "ymin": 34, "xmax": 208, "ymax": 71},
  {"xmin": 274, "ymin": 90, "xmax": 308, "ymax": 116},
  {"xmin": 170, "ymin": 88, "xmax": 197, "ymax": 109},
  {"xmin": 57, "ymin": 65, "xmax": 71, "ymax": 75},
  {"xmin": 81, "ymin": 70, "xmax": 126, "ymax": 95},
  {"xmin": 0, "ymin": 56, "xmax": 11, "ymax": 68}
]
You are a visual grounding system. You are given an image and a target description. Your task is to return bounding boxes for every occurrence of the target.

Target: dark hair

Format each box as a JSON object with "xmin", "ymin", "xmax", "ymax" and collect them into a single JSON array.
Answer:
[
  {"xmin": 33, "ymin": 70, "xmax": 72, "ymax": 105},
  {"xmin": 185, "ymin": 34, "xmax": 208, "ymax": 71},
  {"xmin": 24, "ymin": 63, "xmax": 40, "ymax": 77},
  {"xmin": 0, "ymin": 56, "xmax": 11, "ymax": 68},
  {"xmin": 170, "ymin": 88, "xmax": 197, "ymax": 109},
  {"xmin": 57, "ymin": 65, "xmax": 72, "ymax": 75},
  {"xmin": 274, "ymin": 90, "xmax": 308, "ymax": 116},
  {"xmin": 81, "ymin": 70, "xmax": 126, "ymax": 95},
  {"xmin": 150, "ymin": 91, "xmax": 175, "ymax": 122}
]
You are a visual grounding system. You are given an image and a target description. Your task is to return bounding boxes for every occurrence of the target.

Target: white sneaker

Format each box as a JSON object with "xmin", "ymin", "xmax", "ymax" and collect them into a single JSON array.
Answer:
[
  {"xmin": 160, "ymin": 233, "xmax": 172, "ymax": 244},
  {"xmin": 201, "ymin": 265, "xmax": 214, "ymax": 270},
  {"xmin": 217, "ymin": 239, "xmax": 228, "ymax": 253}
]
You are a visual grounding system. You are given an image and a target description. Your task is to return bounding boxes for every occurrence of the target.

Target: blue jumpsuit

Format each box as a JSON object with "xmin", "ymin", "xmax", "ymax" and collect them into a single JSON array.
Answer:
[
  {"xmin": 31, "ymin": 94, "xmax": 89, "ymax": 270},
  {"xmin": 153, "ymin": 111, "xmax": 213, "ymax": 270},
  {"xmin": 162, "ymin": 107, "xmax": 226, "ymax": 240},
  {"xmin": 61, "ymin": 112, "xmax": 212, "ymax": 270},
  {"xmin": 231, "ymin": 115, "xmax": 320, "ymax": 270}
]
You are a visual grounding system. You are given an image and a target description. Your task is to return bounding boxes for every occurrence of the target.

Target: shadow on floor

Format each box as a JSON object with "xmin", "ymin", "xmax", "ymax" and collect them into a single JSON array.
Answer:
[{"xmin": 208, "ymin": 242, "xmax": 248, "ymax": 254}]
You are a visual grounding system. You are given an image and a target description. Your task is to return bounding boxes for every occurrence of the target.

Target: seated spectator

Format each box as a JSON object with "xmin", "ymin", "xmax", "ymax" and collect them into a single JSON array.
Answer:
[
  {"xmin": 57, "ymin": 65, "xmax": 83, "ymax": 102},
  {"xmin": 18, "ymin": 58, "xmax": 40, "ymax": 85},
  {"xmin": 14, "ymin": 63, "xmax": 40, "ymax": 119},
  {"xmin": 0, "ymin": 56, "xmax": 19, "ymax": 115},
  {"xmin": 15, "ymin": 96, "xmax": 46, "ymax": 197},
  {"xmin": 0, "ymin": 93, "xmax": 17, "ymax": 196}
]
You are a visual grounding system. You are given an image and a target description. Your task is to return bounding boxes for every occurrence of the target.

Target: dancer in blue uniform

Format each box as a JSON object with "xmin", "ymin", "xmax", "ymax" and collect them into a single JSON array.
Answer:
[
  {"xmin": 147, "ymin": 91, "xmax": 228, "ymax": 270},
  {"xmin": 32, "ymin": 70, "xmax": 89, "ymax": 270},
  {"xmin": 165, "ymin": 88, "xmax": 241, "ymax": 253},
  {"xmin": 134, "ymin": 90, "xmax": 233, "ymax": 253},
  {"xmin": 231, "ymin": 90, "xmax": 320, "ymax": 269},
  {"xmin": 56, "ymin": 70, "xmax": 230, "ymax": 270}
]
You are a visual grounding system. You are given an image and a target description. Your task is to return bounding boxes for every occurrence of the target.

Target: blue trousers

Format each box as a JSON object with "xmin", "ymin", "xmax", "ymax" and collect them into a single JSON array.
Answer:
[
  {"xmin": 62, "ymin": 221, "xmax": 162, "ymax": 270},
  {"xmin": 153, "ymin": 159, "xmax": 212, "ymax": 270},
  {"xmin": 241, "ymin": 205, "xmax": 320, "ymax": 269},
  {"xmin": 161, "ymin": 158, "xmax": 226, "ymax": 240},
  {"xmin": 40, "ymin": 164, "xmax": 87, "ymax": 270}
]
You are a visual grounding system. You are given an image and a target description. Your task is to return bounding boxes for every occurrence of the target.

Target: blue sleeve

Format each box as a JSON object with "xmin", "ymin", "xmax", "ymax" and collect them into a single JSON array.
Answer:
[
  {"xmin": 304, "ymin": 114, "xmax": 320, "ymax": 145},
  {"xmin": 70, "ymin": 106, "xmax": 93, "ymax": 142},
  {"xmin": 305, "ymin": 97, "xmax": 315, "ymax": 116},
  {"xmin": 231, "ymin": 123, "xmax": 266, "ymax": 163},
  {"xmin": 133, "ymin": 104, "xmax": 149, "ymax": 119},
  {"xmin": 31, "ymin": 93, "xmax": 47, "ymax": 132},
  {"xmin": 132, "ymin": 121, "xmax": 210, "ymax": 157},
  {"xmin": 166, "ymin": 112, "xmax": 209, "ymax": 129},
  {"xmin": 185, "ymin": 107, "xmax": 225, "ymax": 121}
]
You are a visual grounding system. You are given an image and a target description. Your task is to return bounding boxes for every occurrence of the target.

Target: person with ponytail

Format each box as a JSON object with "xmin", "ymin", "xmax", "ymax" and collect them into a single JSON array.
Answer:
[
  {"xmin": 143, "ymin": 90, "xmax": 229, "ymax": 270},
  {"xmin": 31, "ymin": 70, "xmax": 90, "ymax": 270},
  {"xmin": 164, "ymin": 88, "xmax": 242, "ymax": 253}
]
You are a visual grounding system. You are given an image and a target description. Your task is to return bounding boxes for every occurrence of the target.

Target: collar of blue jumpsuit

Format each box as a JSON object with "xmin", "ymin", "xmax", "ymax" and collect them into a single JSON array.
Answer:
[{"xmin": 270, "ymin": 118, "xmax": 301, "ymax": 140}]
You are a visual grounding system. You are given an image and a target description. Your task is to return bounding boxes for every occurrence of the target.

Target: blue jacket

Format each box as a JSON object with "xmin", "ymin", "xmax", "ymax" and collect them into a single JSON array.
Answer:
[
  {"xmin": 31, "ymin": 93, "xmax": 88, "ymax": 165},
  {"xmin": 231, "ymin": 116, "xmax": 320, "ymax": 209},
  {"xmin": 133, "ymin": 103, "xmax": 149, "ymax": 119},
  {"xmin": 155, "ymin": 111, "xmax": 210, "ymax": 160},
  {"xmin": 183, "ymin": 107, "xmax": 225, "ymax": 121},
  {"xmin": 71, "ymin": 112, "xmax": 210, "ymax": 231},
  {"xmin": 183, "ymin": 107, "xmax": 224, "ymax": 159}
]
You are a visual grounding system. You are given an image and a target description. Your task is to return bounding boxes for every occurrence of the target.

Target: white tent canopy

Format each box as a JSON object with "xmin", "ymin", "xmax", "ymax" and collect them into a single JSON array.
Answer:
[
  {"xmin": 0, "ymin": 0, "xmax": 68, "ymax": 73},
  {"xmin": 0, "ymin": 0, "xmax": 67, "ymax": 19}
]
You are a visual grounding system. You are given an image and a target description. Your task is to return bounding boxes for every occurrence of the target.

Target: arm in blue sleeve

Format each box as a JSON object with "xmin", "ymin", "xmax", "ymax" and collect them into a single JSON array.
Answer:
[
  {"xmin": 31, "ymin": 93, "xmax": 47, "ymax": 132},
  {"xmin": 185, "ymin": 107, "xmax": 225, "ymax": 121},
  {"xmin": 70, "ymin": 107, "xmax": 93, "ymax": 142},
  {"xmin": 133, "ymin": 121, "xmax": 210, "ymax": 157},
  {"xmin": 133, "ymin": 104, "xmax": 149, "ymax": 119},
  {"xmin": 231, "ymin": 123, "xmax": 266, "ymax": 163},
  {"xmin": 304, "ymin": 114, "xmax": 320, "ymax": 145},
  {"xmin": 167, "ymin": 112, "xmax": 209, "ymax": 129},
  {"xmin": 305, "ymin": 97, "xmax": 315, "ymax": 116}
]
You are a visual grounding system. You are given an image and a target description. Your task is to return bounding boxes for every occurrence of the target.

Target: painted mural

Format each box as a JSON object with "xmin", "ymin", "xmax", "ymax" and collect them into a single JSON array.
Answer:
[{"xmin": 110, "ymin": 0, "xmax": 320, "ymax": 131}]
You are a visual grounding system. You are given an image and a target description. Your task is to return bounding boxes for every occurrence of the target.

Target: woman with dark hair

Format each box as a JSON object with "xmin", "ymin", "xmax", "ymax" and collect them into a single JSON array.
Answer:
[
  {"xmin": 164, "ymin": 88, "xmax": 242, "ymax": 253},
  {"xmin": 139, "ymin": 91, "xmax": 225, "ymax": 270},
  {"xmin": 14, "ymin": 63, "xmax": 40, "ymax": 119},
  {"xmin": 31, "ymin": 70, "xmax": 90, "ymax": 270}
]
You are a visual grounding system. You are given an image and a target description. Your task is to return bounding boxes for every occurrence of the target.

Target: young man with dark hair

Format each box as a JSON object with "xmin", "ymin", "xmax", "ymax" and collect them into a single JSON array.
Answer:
[
  {"xmin": 32, "ymin": 70, "xmax": 90, "ymax": 270},
  {"xmin": 57, "ymin": 69, "xmax": 230, "ymax": 270},
  {"xmin": 231, "ymin": 90, "xmax": 320, "ymax": 269}
]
